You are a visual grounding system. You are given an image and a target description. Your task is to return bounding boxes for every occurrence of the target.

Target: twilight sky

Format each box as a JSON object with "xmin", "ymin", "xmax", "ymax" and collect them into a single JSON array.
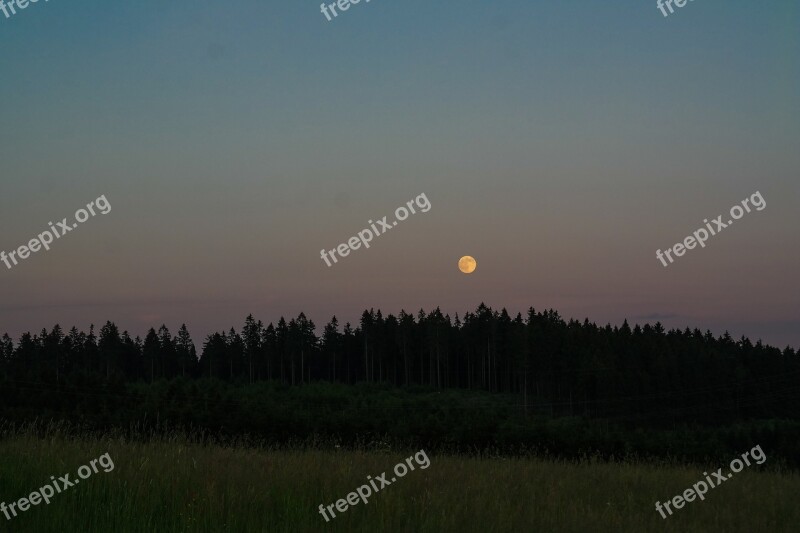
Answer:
[{"xmin": 1, "ymin": 0, "xmax": 798, "ymax": 347}]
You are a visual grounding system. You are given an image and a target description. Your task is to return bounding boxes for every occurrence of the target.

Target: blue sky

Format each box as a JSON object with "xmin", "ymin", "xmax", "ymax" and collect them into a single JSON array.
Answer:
[{"xmin": 1, "ymin": 0, "xmax": 798, "ymax": 346}]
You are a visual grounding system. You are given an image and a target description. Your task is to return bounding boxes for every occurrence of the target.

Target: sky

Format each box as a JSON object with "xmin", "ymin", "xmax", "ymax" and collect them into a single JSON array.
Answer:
[{"xmin": 0, "ymin": 0, "xmax": 798, "ymax": 348}]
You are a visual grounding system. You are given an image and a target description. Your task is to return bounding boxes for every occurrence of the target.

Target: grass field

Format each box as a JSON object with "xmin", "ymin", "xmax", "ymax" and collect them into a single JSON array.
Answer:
[{"xmin": 0, "ymin": 427, "xmax": 798, "ymax": 533}]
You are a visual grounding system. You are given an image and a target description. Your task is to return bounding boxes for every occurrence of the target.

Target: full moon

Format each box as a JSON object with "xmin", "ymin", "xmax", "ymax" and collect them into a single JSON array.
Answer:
[{"xmin": 458, "ymin": 256, "xmax": 477, "ymax": 274}]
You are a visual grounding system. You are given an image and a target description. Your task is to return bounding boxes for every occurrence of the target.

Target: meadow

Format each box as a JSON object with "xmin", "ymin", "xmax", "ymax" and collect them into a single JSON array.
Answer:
[{"xmin": 0, "ymin": 425, "xmax": 797, "ymax": 533}]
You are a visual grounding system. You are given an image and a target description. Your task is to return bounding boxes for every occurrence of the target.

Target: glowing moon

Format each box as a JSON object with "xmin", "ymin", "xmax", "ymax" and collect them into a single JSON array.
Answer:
[{"xmin": 458, "ymin": 256, "xmax": 477, "ymax": 274}]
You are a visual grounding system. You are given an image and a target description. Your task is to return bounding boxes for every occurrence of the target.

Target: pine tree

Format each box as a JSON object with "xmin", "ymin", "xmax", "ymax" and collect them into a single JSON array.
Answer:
[
  {"xmin": 322, "ymin": 316, "xmax": 340, "ymax": 382},
  {"xmin": 143, "ymin": 328, "xmax": 160, "ymax": 382},
  {"xmin": 175, "ymin": 324, "xmax": 196, "ymax": 378}
]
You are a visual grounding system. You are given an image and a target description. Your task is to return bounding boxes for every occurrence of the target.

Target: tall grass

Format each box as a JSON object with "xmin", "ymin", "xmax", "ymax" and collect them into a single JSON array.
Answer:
[{"xmin": 0, "ymin": 422, "xmax": 797, "ymax": 532}]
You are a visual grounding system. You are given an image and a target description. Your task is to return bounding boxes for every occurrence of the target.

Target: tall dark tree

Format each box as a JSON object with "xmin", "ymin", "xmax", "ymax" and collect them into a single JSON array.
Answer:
[
  {"xmin": 99, "ymin": 322, "xmax": 122, "ymax": 379},
  {"xmin": 322, "ymin": 316, "xmax": 341, "ymax": 382},
  {"xmin": 175, "ymin": 324, "xmax": 196, "ymax": 378},
  {"xmin": 262, "ymin": 324, "xmax": 276, "ymax": 381},
  {"xmin": 199, "ymin": 332, "xmax": 227, "ymax": 379},
  {"xmin": 143, "ymin": 328, "xmax": 160, "ymax": 382},
  {"xmin": 158, "ymin": 325, "xmax": 177, "ymax": 379},
  {"xmin": 241, "ymin": 315, "xmax": 262, "ymax": 384}
]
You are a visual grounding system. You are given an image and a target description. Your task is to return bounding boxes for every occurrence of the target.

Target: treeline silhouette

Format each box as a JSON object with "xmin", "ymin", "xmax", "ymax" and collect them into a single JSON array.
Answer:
[{"xmin": 1, "ymin": 304, "xmax": 798, "ymax": 423}]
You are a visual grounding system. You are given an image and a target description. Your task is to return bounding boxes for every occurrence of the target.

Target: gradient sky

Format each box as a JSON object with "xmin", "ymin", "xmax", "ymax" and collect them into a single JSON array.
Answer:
[{"xmin": 1, "ymin": 0, "xmax": 798, "ymax": 348}]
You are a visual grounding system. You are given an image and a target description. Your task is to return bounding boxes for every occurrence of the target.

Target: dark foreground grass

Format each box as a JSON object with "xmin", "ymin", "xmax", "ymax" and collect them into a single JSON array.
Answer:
[{"xmin": 0, "ymin": 426, "xmax": 798, "ymax": 533}]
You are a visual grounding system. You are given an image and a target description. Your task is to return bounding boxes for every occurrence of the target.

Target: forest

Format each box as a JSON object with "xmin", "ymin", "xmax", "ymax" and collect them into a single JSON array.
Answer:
[{"xmin": 1, "ymin": 304, "xmax": 798, "ymax": 463}]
